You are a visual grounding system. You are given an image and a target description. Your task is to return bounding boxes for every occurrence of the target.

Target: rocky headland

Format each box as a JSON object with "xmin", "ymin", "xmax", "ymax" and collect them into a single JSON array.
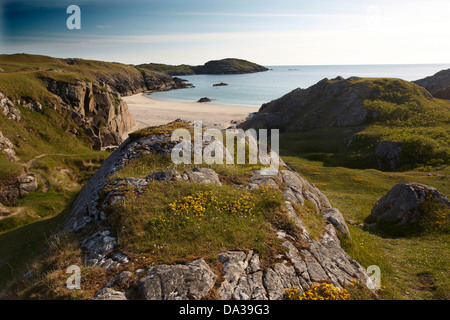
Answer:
[
  {"xmin": 414, "ymin": 68, "xmax": 450, "ymax": 100},
  {"xmin": 54, "ymin": 121, "xmax": 375, "ymax": 300},
  {"xmin": 138, "ymin": 58, "xmax": 268, "ymax": 76}
]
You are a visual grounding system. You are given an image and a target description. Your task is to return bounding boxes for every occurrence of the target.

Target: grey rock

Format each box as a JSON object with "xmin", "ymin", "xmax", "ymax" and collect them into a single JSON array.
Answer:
[
  {"xmin": 0, "ymin": 131, "xmax": 18, "ymax": 162},
  {"xmin": 147, "ymin": 170, "xmax": 182, "ymax": 182},
  {"xmin": 124, "ymin": 177, "xmax": 148, "ymax": 188},
  {"xmin": 414, "ymin": 68, "xmax": 450, "ymax": 100},
  {"xmin": 218, "ymin": 251, "xmax": 267, "ymax": 300},
  {"xmin": 138, "ymin": 258, "xmax": 217, "ymax": 300},
  {"xmin": 369, "ymin": 182, "xmax": 450, "ymax": 228},
  {"xmin": 264, "ymin": 262, "xmax": 302, "ymax": 300},
  {"xmin": 376, "ymin": 141, "xmax": 402, "ymax": 171},
  {"xmin": 185, "ymin": 168, "xmax": 222, "ymax": 186},
  {"xmin": 92, "ymin": 288, "xmax": 127, "ymax": 300},
  {"xmin": 321, "ymin": 208, "xmax": 350, "ymax": 236},
  {"xmin": 280, "ymin": 170, "xmax": 331, "ymax": 210},
  {"xmin": 23, "ymin": 101, "xmax": 43, "ymax": 113},
  {"xmin": 18, "ymin": 174, "xmax": 38, "ymax": 196},
  {"xmin": 81, "ymin": 229, "xmax": 117, "ymax": 263},
  {"xmin": 113, "ymin": 252, "xmax": 129, "ymax": 264}
]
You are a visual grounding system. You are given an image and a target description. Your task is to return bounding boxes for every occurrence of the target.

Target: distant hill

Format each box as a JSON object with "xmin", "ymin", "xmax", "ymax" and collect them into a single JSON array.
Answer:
[
  {"xmin": 138, "ymin": 58, "xmax": 268, "ymax": 76},
  {"xmin": 240, "ymin": 76, "xmax": 450, "ymax": 170}
]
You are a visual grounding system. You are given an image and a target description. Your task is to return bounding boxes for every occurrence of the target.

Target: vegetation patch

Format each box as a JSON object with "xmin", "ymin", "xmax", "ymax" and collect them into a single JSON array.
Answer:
[{"xmin": 106, "ymin": 180, "xmax": 292, "ymax": 266}]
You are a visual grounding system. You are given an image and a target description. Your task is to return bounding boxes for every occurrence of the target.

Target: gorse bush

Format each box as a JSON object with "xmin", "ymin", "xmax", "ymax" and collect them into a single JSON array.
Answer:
[{"xmin": 283, "ymin": 283, "xmax": 350, "ymax": 300}]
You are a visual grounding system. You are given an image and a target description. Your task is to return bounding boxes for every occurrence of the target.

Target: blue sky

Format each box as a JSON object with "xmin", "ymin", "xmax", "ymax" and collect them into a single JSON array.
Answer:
[{"xmin": 1, "ymin": 0, "xmax": 449, "ymax": 65}]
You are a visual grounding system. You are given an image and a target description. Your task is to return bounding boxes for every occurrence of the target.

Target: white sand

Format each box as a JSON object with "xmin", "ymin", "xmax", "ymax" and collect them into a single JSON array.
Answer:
[{"xmin": 122, "ymin": 93, "xmax": 257, "ymax": 134}]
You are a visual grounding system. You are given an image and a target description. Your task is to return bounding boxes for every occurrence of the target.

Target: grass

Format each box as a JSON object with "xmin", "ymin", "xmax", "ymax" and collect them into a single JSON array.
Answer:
[
  {"xmin": 138, "ymin": 63, "xmax": 195, "ymax": 76},
  {"xmin": 2, "ymin": 231, "xmax": 115, "ymax": 299},
  {"xmin": 281, "ymin": 151, "xmax": 449, "ymax": 300},
  {"xmin": 276, "ymin": 77, "xmax": 450, "ymax": 170},
  {"xmin": 0, "ymin": 102, "xmax": 108, "ymax": 287},
  {"xmin": 294, "ymin": 199, "xmax": 327, "ymax": 241},
  {"xmin": 105, "ymin": 181, "xmax": 290, "ymax": 267}
]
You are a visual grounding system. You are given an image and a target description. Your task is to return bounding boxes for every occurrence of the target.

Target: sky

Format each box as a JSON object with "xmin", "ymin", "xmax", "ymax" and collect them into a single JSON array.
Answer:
[{"xmin": 0, "ymin": 0, "xmax": 449, "ymax": 66}]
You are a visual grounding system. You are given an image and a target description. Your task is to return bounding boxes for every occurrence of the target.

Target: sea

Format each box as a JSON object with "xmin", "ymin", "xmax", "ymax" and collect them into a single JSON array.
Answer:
[{"xmin": 149, "ymin": 64, "xmax": 450, "ymax": 107}]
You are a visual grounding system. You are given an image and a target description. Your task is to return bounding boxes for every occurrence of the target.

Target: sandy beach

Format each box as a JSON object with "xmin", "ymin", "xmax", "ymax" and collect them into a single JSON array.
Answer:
[{"xmin": 123, "ymin": 93, "xmax": 257, "ymax": 134}]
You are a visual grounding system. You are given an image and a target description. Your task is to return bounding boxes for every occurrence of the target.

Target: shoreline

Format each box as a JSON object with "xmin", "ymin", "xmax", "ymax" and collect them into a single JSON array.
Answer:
[{"xmin": 122, "ymin": 93, "xmax": 258, "ymax": 134}]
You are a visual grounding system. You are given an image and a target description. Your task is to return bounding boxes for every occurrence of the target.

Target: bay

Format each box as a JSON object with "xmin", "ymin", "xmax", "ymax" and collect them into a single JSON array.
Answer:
[{"xmin": 149, "ymin": 64, "xmax": 450, "ymax": 107}]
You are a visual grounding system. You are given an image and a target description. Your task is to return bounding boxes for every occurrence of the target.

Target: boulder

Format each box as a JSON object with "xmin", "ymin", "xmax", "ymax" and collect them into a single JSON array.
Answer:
[
  {"xmin": 197, "ymin": 97, "xmax": 212, "ymax": 103},
  {"xmin": 367, "ymin": 182, "xmax": 450, "ymax": 233},
  {"xmin": 375, "ymin": 140, "xmax": 402, "ymax": 171},
  {"xmin": 184, "ymin": 168, "xmax": 222, "ymax": 186},
  {"xmin": 18, "ymin": 174, "xmax": 38, "ymax": 196}
]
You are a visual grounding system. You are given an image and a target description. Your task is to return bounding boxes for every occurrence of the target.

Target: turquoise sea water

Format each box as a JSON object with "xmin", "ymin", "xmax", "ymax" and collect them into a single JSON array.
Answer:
[{"xmin": 149, "ymin": 64, "xmax": 450, "ymax": 107}]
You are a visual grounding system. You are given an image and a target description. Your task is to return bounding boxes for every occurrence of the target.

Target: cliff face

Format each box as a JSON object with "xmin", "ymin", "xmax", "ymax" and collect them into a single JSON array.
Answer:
[
  {"xmin": 44, "ymin": 78, "xmax": 135, "ymax": 149},
  {"xmin": 414, "ymin": 68, "xmax": 450, "ymax": 100},
  {"xmin": 0, "ymin": 54, "xmax": 189, "ymax": 150},
  {"xmin": 96, "ymin": 70, "xmax": 176, "ymax": 96}
]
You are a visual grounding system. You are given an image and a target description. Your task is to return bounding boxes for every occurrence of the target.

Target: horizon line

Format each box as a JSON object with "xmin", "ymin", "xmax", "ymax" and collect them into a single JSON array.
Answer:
[{"xmin": 0, "ymin": 52, "xmax": 449, "ymax": 68}]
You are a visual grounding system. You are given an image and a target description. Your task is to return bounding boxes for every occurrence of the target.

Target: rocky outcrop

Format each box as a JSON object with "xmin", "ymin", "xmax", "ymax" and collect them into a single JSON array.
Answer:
[
  {"xmin": 240, "ymin": 76, "xmax": 433, "ymax": 132},
  {"xmin": 192, "ymin": 58, "xmax": 268, "ymax": 75},
  {"xmin": 414, "ymin": 68, "xmax": 450, "ymax": 100},
  {"xmin": 92, "ymin": 288, "xmax": 127, "ymax": 300},
  {"xmin": 0, "ymin": 173, "xmax": 38, "ymax": 206},
  {"xmin": 138, "ymin": 259, "xmax": 217, "ymax": 300},
  {"xmin": 95, "ymin": 70, "xmax": 177, "ymax": 96},
  {"xmin": 44, "ymin": 78, "xmax": 135, "ymax": 149},
  {"xmin": 197, "ymin": 97, "xmax": 212, "ymax": 103},
  {"xmin": 63, "ymin": 122, "xmax": 375, "ymax": 300},
  {"xmin": 0, "ymin": 131, "xmax": 18, "ymax": 162},
  {"xmin": 367, "ymin": 182, "xmax": 450, "ymax": 233},
  {"xmin": 0, "ymin": 91, "xmax": 21, "ymax": 122},
  {"xmin": 138, "ymin": 58, "xmax": 268, "ymax": 76},
  {"xmin": 375, "ymin": 141, "xmax": 402, "ymax": 171}
]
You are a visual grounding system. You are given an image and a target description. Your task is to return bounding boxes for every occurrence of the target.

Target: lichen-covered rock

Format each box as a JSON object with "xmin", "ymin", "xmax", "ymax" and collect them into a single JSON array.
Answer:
[
  {"xmin": 368, "ymin": 182, "xmax": 450, "ymax": 231},
  {"xmin": 185, "ymin": 167, "xmax": 222, "ymax": 186},
  {"xmin": 92, "ymin": 288, "xmax": 127, "ymax": 300},
  {"xmin": 138, "ymin": 258, "xmax": 217, "ymax": 300},
  {"xmin": 18, "ymin": 173, "xmax": 38, "ymax": 196}
]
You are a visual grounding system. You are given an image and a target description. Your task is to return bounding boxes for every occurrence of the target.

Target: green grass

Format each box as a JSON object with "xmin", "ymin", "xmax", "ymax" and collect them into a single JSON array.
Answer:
[
  {"xmin": 276, "ymin": 77, "xmax": 450, "ymax": 170},
  {"xmin": 138, "ymin": 63, "xmax": 195, "ymax": 76},
  {"xmin": 104, "ymin": 180, "xmax": 292, "ymax": 268},
  {"xmin": 281, "ymin": 153, "xmax": 450, "ymax": 300}
]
